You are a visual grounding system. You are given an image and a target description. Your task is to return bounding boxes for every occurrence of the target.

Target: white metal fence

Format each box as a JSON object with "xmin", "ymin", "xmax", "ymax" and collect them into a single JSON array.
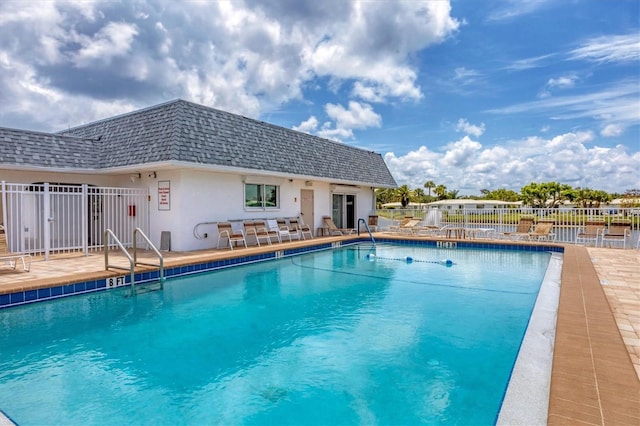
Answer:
[
  {"xmin": 1, "ymin": 182, "xmax": 149, "ymax": 259},
  {"xmin": 375, "ymin": 207, "xmax": 640, "ymax": 245}
]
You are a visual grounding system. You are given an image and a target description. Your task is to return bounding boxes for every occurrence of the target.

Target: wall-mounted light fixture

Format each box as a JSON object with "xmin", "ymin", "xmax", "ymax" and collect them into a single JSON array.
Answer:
[
  {"xmin": 130, "ymin": 173, "xmax": 141, "ymax": 183},
  {"xmin": 148, "ymin": 171, "xmax": 157, "ymax": 179}
]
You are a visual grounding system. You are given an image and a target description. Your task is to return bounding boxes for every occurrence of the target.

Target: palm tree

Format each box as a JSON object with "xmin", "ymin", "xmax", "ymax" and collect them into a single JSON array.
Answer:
[
  {"xmin": 434, "ymin": 184, "xmax": 447, "ymax": 200},
  {"xmin": 424, "ymin": 180, "xmax": 436, "ymax": 198},
  {"xmin": 395, "ymin": 185, "xmax": 413, "ymax": 207},
  {"xmin": 375, "ymin": 188, "xmax": 396, "ymax": 206}
]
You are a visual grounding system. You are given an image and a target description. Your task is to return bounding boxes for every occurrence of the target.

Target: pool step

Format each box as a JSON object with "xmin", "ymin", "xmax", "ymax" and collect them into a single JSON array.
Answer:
[{"xmin": 131, "ymin": 280, "xmax": 164, "ymax": 295}]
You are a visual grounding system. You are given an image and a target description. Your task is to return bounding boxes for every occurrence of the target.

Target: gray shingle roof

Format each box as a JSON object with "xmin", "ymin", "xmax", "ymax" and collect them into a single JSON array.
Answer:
[
  {"xmin": 0, "ymin": 127, "xmax": 98, "ymax": 169},
  {"xmin": 2, "ymin": 99, "xmax": 397, "ymax": 187}
]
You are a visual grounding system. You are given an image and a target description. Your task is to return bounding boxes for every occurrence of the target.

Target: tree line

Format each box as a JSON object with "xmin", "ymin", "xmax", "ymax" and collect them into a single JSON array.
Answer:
[{"xmin": 376, "ymin": 182, "xmax": 640, "ymax": 209}]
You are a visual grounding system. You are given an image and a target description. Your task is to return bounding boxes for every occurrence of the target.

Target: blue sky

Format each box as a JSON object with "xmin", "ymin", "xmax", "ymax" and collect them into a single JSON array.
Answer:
[{"xmin": 0, "ymin": 0, "xmax": 638, "ymax": 194}]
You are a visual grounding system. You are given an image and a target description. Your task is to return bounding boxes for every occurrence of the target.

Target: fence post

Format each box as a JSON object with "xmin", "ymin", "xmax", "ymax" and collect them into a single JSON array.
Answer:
[
  {"xmin": 82, "ymin": 184, "xmax": 88, "ymax": 256},
  {"xmin": 43, "ymin": 183, "xmax": 50, "ymax": 261},
  {"xmin": 1, "ymin": 181, "xmax": 6, "ymax": 230}
]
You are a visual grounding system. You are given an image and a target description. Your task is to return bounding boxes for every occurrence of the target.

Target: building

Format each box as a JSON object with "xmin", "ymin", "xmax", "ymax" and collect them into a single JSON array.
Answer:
[
  {"xmin": 425, "ymin": 199, "xmax": 522, "ymax": 211},
  {"xmin": 0, "ymin": 99, "xmax": 396, "ymax": 252}
]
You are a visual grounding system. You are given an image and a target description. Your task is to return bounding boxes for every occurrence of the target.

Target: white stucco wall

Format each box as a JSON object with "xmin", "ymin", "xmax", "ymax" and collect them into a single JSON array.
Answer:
[
  {"xmin": 148, "ymin": 170, "xmax": 374, "ymax": 251},
  {"xmin": 1, "ymin": 168, "xmax": 376, "ymax": 252}
]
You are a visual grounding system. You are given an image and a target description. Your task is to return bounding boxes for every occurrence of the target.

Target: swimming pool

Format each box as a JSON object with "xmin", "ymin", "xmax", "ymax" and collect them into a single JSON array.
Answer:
[{"xmin": 0, "ymin": 243, "xmax": 552, "ymax": 425}]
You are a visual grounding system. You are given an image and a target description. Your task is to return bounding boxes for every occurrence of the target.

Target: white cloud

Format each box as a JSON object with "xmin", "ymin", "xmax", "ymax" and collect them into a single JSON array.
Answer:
[
  {"xmin": 72, "ymin": 22, "xmax": 139, "ymax": 67},
  {"xmin": 0, "ymin": 0, "xmax": 459, "ymax": 132},
  {"xmin": 308, "ymin": 1, "xmax": 459, "ymax": 102},
  {"xmin": 487, "ymin": 80, "xmax": 640, "ymax": 129},
  {"xmin": 538, "ymin": 74, "xmax": 579, "ymax": 98},
  {"xmin": 456, "ymin": 118, "xmax": 485, "ymax": 137},
  {"xmin": 601, "ymin": 124, "xmax": 623, "ymax": 137},
  {"xmin": 292, "ymin": 116, "xmax": 319, "ymax": 134},
  {"xmin": 488, "ymin": 0, "xmax": 554, "ymax": 21},
  {"xmin": 0, "ymin": 45, "xmax": 139, "ymax": 131},
  {"xmin": 546, "ymin": 74, "xmax": 578, "ymax": 89},
  {"xmin": 384, "ymin": 131, "xmax": 640, "ymax": 194},
  {"xmin": 325, "ymin": 101, "xmax": 381, "ymax": 130},
  {"xmin": 351, "ymin": 81, "xmax": 388, "ymax": 103},
  {"xmin": 569, "ymin": 33, "xmax": 640, "ymax": 63},
  {"xmin": 317, "ymin": 126, "xmax": 354, "ymax": 141},
  {"xmin": 503, "ymin": 54, "xmax": 555, "ymax": 71},
  {"xmin": 442, "ymin": 136, "xmax": 482, "ymax": 166},
  {"xmin": 453, "ymin": 67, "xmax": 480, "ymax": 84},
  {"xmin": 294, "ymin": 101, "xmax": 381, "ymax": 142}
]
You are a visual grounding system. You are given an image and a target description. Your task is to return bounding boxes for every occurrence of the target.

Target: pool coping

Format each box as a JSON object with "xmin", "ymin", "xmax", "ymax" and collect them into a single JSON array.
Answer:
[
  {"xmin": 497, "ymin": 252, "xmax": 562, "ymax": 425},
  {"xmin": 0, "ymin": 235, "xmax": 638, "ymax": 424}
]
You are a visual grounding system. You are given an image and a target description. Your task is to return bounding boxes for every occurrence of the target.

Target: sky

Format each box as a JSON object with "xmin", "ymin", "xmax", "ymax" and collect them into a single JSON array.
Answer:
[{"xmin": 0, "ymin": 0, "xmax": 638, "ymax": 195}]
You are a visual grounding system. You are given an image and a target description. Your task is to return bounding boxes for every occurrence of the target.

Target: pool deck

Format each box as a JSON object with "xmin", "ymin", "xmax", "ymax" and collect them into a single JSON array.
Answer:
[{"xmin": 1, "ymin": 233, "xmax": 638, "ymax": 425}]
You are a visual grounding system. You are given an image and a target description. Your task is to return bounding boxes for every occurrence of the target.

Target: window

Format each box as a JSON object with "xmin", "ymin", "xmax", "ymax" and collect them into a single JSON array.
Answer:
[{"xmin": 244, "ymin": 183, "xmax": 279, "ymax": 209}]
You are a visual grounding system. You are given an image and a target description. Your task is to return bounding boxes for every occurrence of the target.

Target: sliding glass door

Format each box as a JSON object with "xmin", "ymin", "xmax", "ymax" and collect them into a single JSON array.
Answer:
[{"xmin": 332, "ymin": 193, "xmax": 356, "ymax": 229}]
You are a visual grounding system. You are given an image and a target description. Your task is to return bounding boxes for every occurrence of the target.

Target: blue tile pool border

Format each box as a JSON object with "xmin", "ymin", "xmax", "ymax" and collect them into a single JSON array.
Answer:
[{"xmin": 0, "ymin": 238, "xmax": 563, "ymax": 310}]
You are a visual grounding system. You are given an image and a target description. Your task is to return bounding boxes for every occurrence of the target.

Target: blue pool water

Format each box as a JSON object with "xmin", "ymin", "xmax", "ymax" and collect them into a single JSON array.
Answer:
[{"xmin": 0, "ymin": 244, "xmax": 551, "ymax": 425}]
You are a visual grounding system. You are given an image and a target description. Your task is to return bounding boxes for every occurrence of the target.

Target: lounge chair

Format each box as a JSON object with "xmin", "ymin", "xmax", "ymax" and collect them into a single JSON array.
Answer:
[
  {"xmin": 415, "ymin": 224, "xmax": 452, "ymax": 237},
  {"xmin": 367, "ymin": 215, "xmax": 379, "ymax": 232},
  {"xmin": 575, "ymin": 219, "xmax": 605, "ymax": 246},
  {"xmin": 601, "ymin": 220, "xmax": 632, "ymax": 249},
  {"xmin": 322, "ymin": 216, "xmax": 355, "ymax": 235},
  {"xmin": 501, "ymin": 217, "xmax": 535, "ymax": 240},
  {"xmin": 528, "ymin": 220, "xmax": 555, "ymax": 241},
  {"xmin": 266, "ymin": 219, "xmax": 287, "ymax": 242},
  {"xmin": 0, "ymin": 225, "xmax": 31, "ymax": 271},
  {"xmin": 277, "ymin": 218, "xmax": 301, "ymax": 240},
  {"xmin": 289, "ymin": 217, "xmax": 313, "ymax": 240},
  {"xmin": 397, "ymin": 219, "xmax": 422, "ymax": 234},
  {"xmin": 388, "ymin": 216, "xmax": 414, "ymax": 232},
  {"xmin": 243, "ymin": 221, "xmax": 272, "ymax": 246},
  {"xmin": 254, "ymin": 220, "xmax": 281, "ymax": 244},
  {"xmin": 217, "ymin": 222, "xmax": 247, "ymax": 250}
]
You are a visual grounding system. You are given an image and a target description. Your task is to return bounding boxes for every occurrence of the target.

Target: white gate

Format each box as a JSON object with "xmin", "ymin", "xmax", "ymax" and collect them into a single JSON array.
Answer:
[{"xmin": 1, "ymin": 182, "xmax": 149, "ymax": 260}]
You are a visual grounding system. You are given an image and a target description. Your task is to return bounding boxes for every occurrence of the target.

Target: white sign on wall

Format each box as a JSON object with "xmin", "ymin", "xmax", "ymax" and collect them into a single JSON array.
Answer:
[
  {"xmin": 158, "ymin": 180, "xmax": 171, "ymax": 211},
  {"xmin": 107, "ymin": 276, "xmax": 126, "ymax": 288}
]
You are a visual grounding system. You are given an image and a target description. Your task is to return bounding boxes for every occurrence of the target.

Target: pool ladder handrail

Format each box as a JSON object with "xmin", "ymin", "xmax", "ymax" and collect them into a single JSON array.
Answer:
[
  {"xmin": 357, "ymin": 218, "xmax": 376, "ymax": 245},
  {"xmin": 104, "ymin": 229, "xmax": 135, "ymax": 294},
  {"xmin": 104, "ymin": 228, "xmax": 164, "ymax": 296},
  {"xmin": 133, "ymin": 227, "xmax": 165, "ymax": 290}
]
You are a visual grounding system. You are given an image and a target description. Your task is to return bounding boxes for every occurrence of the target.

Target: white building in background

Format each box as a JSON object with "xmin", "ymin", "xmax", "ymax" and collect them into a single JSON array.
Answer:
[
  {"xmin": 425, "ymin": 199, "xmax": 522, "ymax": 211},
  {"xmin": 0, "ymin": 99, "xmax": 397, "ymax": 252}
]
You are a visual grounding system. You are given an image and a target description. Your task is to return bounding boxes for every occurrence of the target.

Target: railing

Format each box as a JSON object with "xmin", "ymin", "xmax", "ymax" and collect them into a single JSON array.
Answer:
[
  {"xmin": 134, "ymin": 227, "xmax": 165, "ymax": 288},
  {"xmin": 357, "ymin": 218, "xmax": 376, "ymax": 245},
  {"xmin": 105, "ymin": 228, "xmax": 164, "ymax": 296},
  {"xmin": 374, "ymin": 207, "xmax": 640, "ymax": 244},
  {"xmin": 1, "ymin": 181, "xmax": 149, "ymax": 259},
  {"xmin": 104, "ymin": 229, "xmax": 135, "ymax": 295}
]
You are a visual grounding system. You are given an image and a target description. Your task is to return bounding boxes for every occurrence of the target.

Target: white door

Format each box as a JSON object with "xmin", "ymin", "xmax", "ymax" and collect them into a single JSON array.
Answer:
[{"xmin": 300, "ymin": 189, "xmax": 314, "ymax": 232}]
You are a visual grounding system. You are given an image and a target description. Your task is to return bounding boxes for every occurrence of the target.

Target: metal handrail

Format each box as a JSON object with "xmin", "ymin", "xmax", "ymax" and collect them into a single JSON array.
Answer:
[
  {"xmin": 357, "ymin": 218, "xmax": 376, "ymax": 245},
  {"xmin": 134, "ymin": 227, "xmax": 164, "ymax": 285},
  {"xmin": 104, "ymin": 229, "xmax": 135, "ymax": 294}
]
